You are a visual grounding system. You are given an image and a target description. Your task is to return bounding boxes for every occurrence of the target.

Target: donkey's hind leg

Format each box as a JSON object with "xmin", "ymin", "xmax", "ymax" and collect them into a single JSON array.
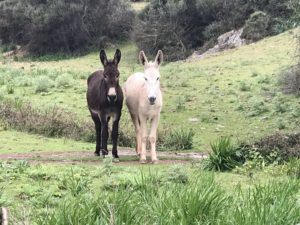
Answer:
[{"xmin": 90, "ymin": 111, "xmax": 102, "ymax": 156}]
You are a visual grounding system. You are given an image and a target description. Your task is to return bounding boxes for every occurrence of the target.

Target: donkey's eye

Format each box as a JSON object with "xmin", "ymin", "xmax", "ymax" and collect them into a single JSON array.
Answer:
[
  {"xmin": 156, "ymin": 77, "xmax": 160, "ymax": 81},
  {"xmin": 144, "ymin": 77, "xmax": 148, "ymax": 81},
  {"xmin": 104, "ymin": 74, "xmax": 108, "ymax": 79}
]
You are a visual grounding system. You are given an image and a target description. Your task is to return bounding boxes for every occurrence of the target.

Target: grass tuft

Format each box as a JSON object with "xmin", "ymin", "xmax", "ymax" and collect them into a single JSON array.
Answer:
[{"xmin": 204, "ymin": 137, "xmax": 245, "ymax": 171}]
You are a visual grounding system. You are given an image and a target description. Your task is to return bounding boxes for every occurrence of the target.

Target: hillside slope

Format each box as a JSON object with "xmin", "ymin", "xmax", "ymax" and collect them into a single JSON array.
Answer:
[{"xmin": 0, "ymin": 29, "xmax": 299, "ymax": 151}]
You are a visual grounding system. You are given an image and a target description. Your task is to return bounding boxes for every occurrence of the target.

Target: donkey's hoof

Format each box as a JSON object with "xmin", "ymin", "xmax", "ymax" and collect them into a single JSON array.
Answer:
[
  {"xmin": 101, "ymin": 149, "xmax": 108, "ymax": 156},
  {"xmin": 94, "ymin": 151, "xmax": 100, "ymax": 156},
  {"xmin": 112, "ymin": 158, "xmax": 120, "ymax": 163},
  {"xmin": 151, "ymin": 160, "xmax": 159, "ymax": 164},
  {"xmin": 139, "ymin": 159, "xmax": 147, "ymax": 164}
]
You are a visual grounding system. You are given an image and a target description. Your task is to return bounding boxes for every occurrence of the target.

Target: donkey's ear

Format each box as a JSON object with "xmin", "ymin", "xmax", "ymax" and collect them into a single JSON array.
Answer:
[
  {"xmin": 139, "ymin": 51, "xmax": 148, "ymax": 66},
  {"xmin": 113, "ymin": 49, "xmax": 121, "ymax": 65},
  {"xmin": 155, "ymin": 50, "xmax": 163, "ymax": 66},
  {"xmin": 100, "ymin": 50, "xmax": 108, "ymax": 67}
]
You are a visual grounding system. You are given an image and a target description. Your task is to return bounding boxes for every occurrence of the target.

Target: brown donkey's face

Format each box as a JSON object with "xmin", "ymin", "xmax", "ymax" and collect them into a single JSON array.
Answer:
[{"xmin": 100, "ymin": 49, "xmax": 121, "ymax": 103}]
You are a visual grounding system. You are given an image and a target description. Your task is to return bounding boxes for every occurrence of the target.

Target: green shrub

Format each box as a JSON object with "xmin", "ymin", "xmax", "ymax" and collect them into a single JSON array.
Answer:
[
  {"xmin": 165, "ymin": 128, "xmax": 194, "ymax": 150},
  {"xmin": 241, "ymin": 132, "xmax": 300, "ymax": 164},
  {"xmin": 286, "ymin": 159, "xmax": 300, "ymax": 179},
  {"xmin": 6, "ymin": 85, "xmax": 14, "ymax": 94},
  {"xmin": 35, "ymin": 76, "xmax": 54, "ymax": 93},
  {"xmin": 239, "ymin": 81, "xmax": 251, "ymax": 91},
  {"xmin": 204, "ymin": 137, "xmax": 245, "ymax": 171},
  {"xmin": 0, "ymin": 99, "xmax": 94, "ymax": 140},
  {"xmin": 161, "ymin": 165, "xmax": 188, "ymax": 184},
  {"xmin": 59, "ymin": 168, "xmax": 90, "ymax": 196},
  {"xmin": 242, "ymin": 11, "xmax": 271, "ymax": 41},
  {"xmin": 0, "ymin": 0, "xmax": 134, "ymax": 55},
  {"xmin": 55, "ymin": 74, "xmax": 74, "ymax": 88},
  {"xmin": 14, "ymin": 76, "xmax": 33, "ymax": 87},
  {"xmin": 279, "ymin": 67, "xmax": 300, "ymax": 96},
  {"xmin": 246, "ymin": 100, "xmax": 269, "ymax": 117}
]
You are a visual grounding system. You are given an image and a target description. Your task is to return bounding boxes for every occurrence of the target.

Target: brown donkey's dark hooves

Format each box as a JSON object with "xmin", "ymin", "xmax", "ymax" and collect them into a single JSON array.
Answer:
[{"xmin": 101, "ymin": 149, "xmax": 109, "ymax": 156}]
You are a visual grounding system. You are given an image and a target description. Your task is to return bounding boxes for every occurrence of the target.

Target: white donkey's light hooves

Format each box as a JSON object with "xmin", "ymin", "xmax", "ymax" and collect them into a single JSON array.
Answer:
[
  {"xmin": 139, "ymin": 159, "xmax": 148, "ymax": 164},
  {"xmin": 151, "ymin": 160, "xmax": 159, "ymax": 164}
]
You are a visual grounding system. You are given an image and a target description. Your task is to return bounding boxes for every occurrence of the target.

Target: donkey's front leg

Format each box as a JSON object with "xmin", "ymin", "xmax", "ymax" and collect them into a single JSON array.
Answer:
[
  {"xmin": 139, "ymin": 116, "xmax": 148, "ymax": 163},
  {"xmin": 99, "ymin": 115, "xmax": 109, "ymax": 157},
  {"xmin": 111, "ymin": 114, "xmax": 121, "ymax": 159},
  {"xmin": 149, "ymin": 115, "xmax": 160, "ymax": 163}
]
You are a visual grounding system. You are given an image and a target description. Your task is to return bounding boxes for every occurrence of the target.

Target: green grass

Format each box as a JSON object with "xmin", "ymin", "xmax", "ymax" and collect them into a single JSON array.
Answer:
[
  {"xmin": 0, "ymin": 161, "xmax": 299, "ymax": 224},
  {"xmin": 0, "ymin": 130, "xmax": 94, "ymax": 153},
  {"xmin": 0, "ymin": 29, "xmax": 299, "ymax": 152}
]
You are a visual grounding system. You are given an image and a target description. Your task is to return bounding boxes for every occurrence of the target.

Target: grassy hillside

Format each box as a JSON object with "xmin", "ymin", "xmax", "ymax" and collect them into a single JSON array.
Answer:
[{"xmin": 0, "ymin": 29, "xmax": 299, "ymax": 151}]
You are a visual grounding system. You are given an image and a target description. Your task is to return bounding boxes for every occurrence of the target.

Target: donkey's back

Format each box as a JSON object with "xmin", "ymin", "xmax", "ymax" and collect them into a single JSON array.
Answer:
[{"xmin": 87, "ymin": 71, "xmax": 105, "ymax": 112}]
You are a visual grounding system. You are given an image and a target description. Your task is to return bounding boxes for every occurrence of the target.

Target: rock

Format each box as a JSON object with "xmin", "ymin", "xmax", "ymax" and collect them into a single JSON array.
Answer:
[
  {"xmin": 190, "ymin": 28, "xmax": 246, "ymax": 60},
  {"xmin": 218, "ymin": 28, "xmax": 246, "ymax": 50},
  {"xmin": 188, "ymin": 118, "xmax": 199, "ymax": 122}
]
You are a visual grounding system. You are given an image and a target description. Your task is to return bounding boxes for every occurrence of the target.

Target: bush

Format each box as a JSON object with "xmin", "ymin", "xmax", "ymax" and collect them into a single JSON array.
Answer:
[
  {"xmin": 286, "ymin": 159, "xmax": 300, "ymax": 179},
  {"xmin": 0, "ymin": 99, "xmax": 136, "ymax": 147},
  {"xmin": 0, "ymin": 99, "xmax": 94, "ymax": 140},
  {"xmin": 204, "ymin": 137, "xmax": 245, "ymax": 171},
  {"xmin": 134, "ymin": 0, "xmax": 295, "ymax": 61},
  {"xmin": 242, "ymin": 11, "xmax": 271, "ymax": 41},
  {"xmin": 279, "ymin": 68, "xmax": 300, "ymax": 95},
  {"xmin": 161, "ymin": 165, "xmax": 189, "ymax": 184},
  {"xmin": 0, "ymin": 0, "xmax": 134, "ymax": 55},
  {"xmin": 134, "ymin": 0, "xmax": 212, "ymax": 61},
  {"xmin": 246, "ymin": 133, "xmax": 300, "ymax": 163},
  {"xmin": 164, "ymin": 128, "xmax": 194, "ymax": 150},
  {"xmin": 55, "ymin": 74, "xmax": 74, "ymax": 88},
  {"xmin": 35, "ymin": 76, "xmax": 54, "ymax": 93}
]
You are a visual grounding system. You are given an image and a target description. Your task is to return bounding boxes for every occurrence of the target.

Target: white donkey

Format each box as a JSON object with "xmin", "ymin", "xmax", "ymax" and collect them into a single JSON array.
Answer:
[{"xmin": 124, "ymin": 50, "xmax": 163, "ymax": 164}]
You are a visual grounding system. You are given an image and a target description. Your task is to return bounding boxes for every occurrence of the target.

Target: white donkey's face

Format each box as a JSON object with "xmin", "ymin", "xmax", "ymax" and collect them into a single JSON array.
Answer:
[{"xmin": 139, "ymin": 50, "xmax": 163, "ymax": 105}]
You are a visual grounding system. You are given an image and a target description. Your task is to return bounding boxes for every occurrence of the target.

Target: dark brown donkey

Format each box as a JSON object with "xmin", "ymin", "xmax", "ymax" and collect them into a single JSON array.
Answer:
[{"xmin": 87, "ymin": 49, "xmax": 123, "ymax": 158}]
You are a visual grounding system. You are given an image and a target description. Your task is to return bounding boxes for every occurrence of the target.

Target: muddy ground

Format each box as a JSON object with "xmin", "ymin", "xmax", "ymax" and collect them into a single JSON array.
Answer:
[{"xmin": 0, "ymin": 148, "xmax": 207, "ymax": 165}]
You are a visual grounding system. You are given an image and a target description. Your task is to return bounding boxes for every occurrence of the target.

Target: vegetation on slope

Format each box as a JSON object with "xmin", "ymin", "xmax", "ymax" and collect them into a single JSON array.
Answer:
[
  {"xmin": 134, "ymin": 0, "xmax": 300, "ymax": 60},
  {"xmin": 0, "ymin": 29, "xmax": 299, "ymax": 151}
]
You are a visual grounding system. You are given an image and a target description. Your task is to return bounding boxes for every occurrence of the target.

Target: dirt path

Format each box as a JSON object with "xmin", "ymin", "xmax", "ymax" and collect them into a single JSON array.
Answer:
[{"xmin": 0, "ymin": 148, "xmax": 207, "ymax": 165}]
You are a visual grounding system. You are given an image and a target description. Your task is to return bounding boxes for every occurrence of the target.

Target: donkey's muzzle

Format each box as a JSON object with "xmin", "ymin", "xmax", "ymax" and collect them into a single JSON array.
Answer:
[
  {"xmin": 107, "ymin": 95, "xmax": 117, "ymax": 102},
  {"xmin": 149, "ymin": 97, "xmax": 156, "ymax": 105},
  {"xmin": 107, "ymin": 87, "xmax": 117, "ymax": 102}
]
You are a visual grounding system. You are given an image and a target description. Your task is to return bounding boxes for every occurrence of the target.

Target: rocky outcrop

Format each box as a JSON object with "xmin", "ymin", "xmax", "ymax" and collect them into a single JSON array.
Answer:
[{"xmin": 190, "ymin": 28, "xmax": 246, "ymax": 60}]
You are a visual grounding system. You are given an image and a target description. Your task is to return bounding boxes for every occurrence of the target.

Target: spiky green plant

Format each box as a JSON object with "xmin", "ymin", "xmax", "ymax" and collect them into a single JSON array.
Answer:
[{"xmin": 205, "ymin": 137, "xmax": 245, "ymax": 171}]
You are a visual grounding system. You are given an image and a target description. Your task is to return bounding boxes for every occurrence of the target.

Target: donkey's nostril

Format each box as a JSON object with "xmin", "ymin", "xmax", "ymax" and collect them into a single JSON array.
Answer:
[
  {"xmin": 149, "ymin": 97, "xmax": 156, "ymax": 104},
  {"xmin": 107, "ymin": 95, "xmax": 117, "ymax": 102}
]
